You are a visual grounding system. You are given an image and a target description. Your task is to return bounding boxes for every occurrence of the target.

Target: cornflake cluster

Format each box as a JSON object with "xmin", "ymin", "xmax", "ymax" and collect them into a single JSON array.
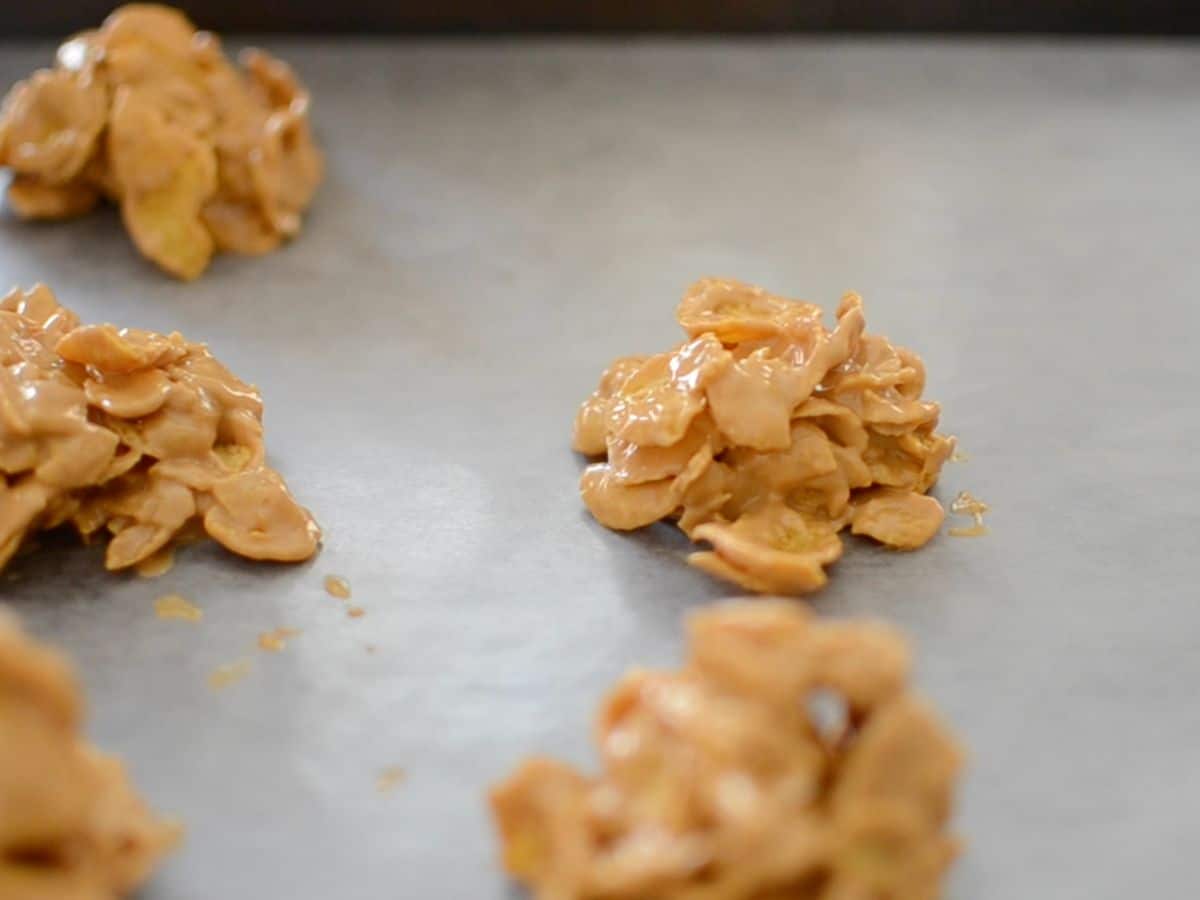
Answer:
[
  {"xmin": 491, "ymin": 601, "xmax": 963, "ymax": 900},
  {"xmin": 573, "ymin": 278, "xmax": 955, "ymax": 594},
  {"xmin": 0, "ymin": 610, "xmax": 178, "ymax": 897},
  {"xmin": 0, "ymin": 3, "xmax": 323, "ymax": 280},
  {"xmin": 0, "ymin": 284, "xmax": 320, "ymax": 573}
]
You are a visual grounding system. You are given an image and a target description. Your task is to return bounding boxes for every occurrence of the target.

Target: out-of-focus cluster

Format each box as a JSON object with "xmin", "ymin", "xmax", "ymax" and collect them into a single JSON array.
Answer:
[
  {"xmin": 491, "ymin": 601, "xmax": 963, "ymax": 900},
  {"xmin": 0, "ymin": 284, "xmax": 320, "ymax": 573},
  {"xmin": 0, "ymin": 610, "xmax": 178, "ymax": 898},
  {"xmin": 573, "ymin": 278, "xmax": 955, "ymax": 594},
  {"xmin": 0, "ymin": 3, "xmax": 323, "ymax": 280}
]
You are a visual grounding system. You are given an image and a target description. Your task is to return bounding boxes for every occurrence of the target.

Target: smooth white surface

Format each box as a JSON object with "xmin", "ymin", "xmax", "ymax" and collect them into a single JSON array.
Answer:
[{"xmin": 2, "ymin": 38, "xmax": 1198, "ymax": 900}]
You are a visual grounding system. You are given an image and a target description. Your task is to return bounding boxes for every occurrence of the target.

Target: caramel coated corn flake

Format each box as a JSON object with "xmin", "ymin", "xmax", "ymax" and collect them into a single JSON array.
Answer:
[
  {"xmin": 0, "ymin": 68, "xmax": 107, "ymax": 184},
  {"xmin": 851, "ymin": 488, "xmax": 946, "ymax": 551},
  {"xmin": 691, "ymin": 498, "xmax": 845, "ymax": 595},
  {"xmin": 572, "ymin": 356, "xmax": 648, "ymax": 456},
  {"xmin": 6, "ymin": 172, "xmax": 101, "ymax": 219},
  {"xmin": 604, "ymin": 335, "xmax": 730, "ymax": 448},
  {"xmin": 574, "ymin": 278, "xmax": 957, "ymax": 595},
  {"xmin": 136, "ymin": 544, "xmax": 176, "ymax": 576},
  {"xmin": 0, "ymin": 609, "xmax": 179, "ymax": 897},
  {"xmin": 581, "ymin": 445, "xmax": 713, "ymax": 532},
  {"xmin": 490, "ymin": 601, "xmax": 964, "ymax": 900},
  {"xmin": 0, "ymin": 284, "xmax": 320, "ymax": 575},
  {"xmin": 0, "ymin": 4, "xmax": 324, "ymax": 280},
  {"xmin": 109, "ymin": 86, "xmax": 218, "ymax": 280}
]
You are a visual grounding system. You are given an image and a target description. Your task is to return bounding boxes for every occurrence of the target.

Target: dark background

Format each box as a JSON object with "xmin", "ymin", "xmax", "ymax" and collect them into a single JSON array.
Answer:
[{"xmin": 1, "ymin": 0, "xmax": 1198, "ymax": 35}]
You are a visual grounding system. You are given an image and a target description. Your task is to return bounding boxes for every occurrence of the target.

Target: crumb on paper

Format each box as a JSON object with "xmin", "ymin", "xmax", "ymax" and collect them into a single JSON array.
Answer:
[
  {"xmin": 377, "ymin": 767, "xmax": 406, "ymax": 793},
  {"xmin": 950, "ymin": 448, "xmax": 971, "ymax": 463},
  {"xmin": 324, "ymin": 575, "xmax": 351, "ymax": 600},
  {"xmin": 136, "ymin": 546, "xmax": 175, "ymax": 578},
  {"xmin": 489, "ymin": 600, "xmax": 964, "ymax": 899},
  {"xmin": 365, "ymin": 644, "xmax": 377, "ymax": 654},
  {"xmin": 154, "ymin": 594, "xmax": 202, "ymax": 622},
  {"xmin": 948, "ymin": 490, "xmax": 989, "ymax": 537},
  {"xmin": 347, "ymin": 606, "xmax": 365, "ymax": 619},
  {"xmin": 257, "ymin": 627, "xmax": 301, "ymax": 652},
  {"xmin": 208, "ymin": 659, "xmax": 251, "ymax": 690},
  {"xmin": 573, "ymin": 278, "xmax": 955, "ymax": 596}
]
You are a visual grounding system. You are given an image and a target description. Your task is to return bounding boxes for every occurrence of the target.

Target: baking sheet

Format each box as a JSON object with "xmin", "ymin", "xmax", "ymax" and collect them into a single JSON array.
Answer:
[{"xmin": 2, "ymin": 38, "xmax": 1197, "ymax": 900}]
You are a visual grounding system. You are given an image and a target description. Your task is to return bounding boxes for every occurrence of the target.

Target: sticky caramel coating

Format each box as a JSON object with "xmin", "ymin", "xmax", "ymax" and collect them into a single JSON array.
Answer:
[
  {"xmin": 0, "ymin": 4, "xmax": 323, "ymax": 280},
  {"xmin": 0, "ymin": 610, "xmax": 178, "ymax": 898},
  {"xmin": 573, "ymin": 278, "xmax": 955, "ymax": 595},
  {"xmin": 491, "ymin": 601, "xmax": 964, "ymax": 900},
  {"xmin": 0, "ymin": 284, "xmax": 320, "ymax": 573}
]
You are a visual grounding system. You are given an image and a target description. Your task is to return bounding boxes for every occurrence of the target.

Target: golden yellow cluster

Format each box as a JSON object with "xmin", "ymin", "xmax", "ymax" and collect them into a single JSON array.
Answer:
[
  {"xmin": 0, "ymin": 4, "xmax": 323, "ymax": 279},
  {"xmin": 0, "ymin": 611, "xmax": 179, "ymax": 897},
  {"xmin": 492, "ymin": 601, "xmax": 963, "ymax": 900},
  {"xmin": 574, "ymin": 278, "xmax": 955, "ymax": 594},
  {"xmin": 0, "ymin": 284, "xmax": 320, "ymax": 573}
]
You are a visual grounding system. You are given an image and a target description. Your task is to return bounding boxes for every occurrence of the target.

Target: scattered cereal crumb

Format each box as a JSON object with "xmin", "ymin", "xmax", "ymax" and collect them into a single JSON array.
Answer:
[
  {"xmin": 154, "ymin": 594, "xmax": 202, "ymax": 622},
  {"xmin": 257, "ymin": 628, "xmax": 301, "ymax": 652},
  {"xmin": 950, "ymin": 449, "xmax": 971, "ymax": 463},
  {"xmin": 949, "ymin": 522, "xmax": 988, "ymax": 537},
  {"xmin": 376, "ymin": 767, "xmax": 406, "ymax": 793},
  {"xmin": 324, "ymin": 575, "xmax": 351, "ymax": 600},
  {"xmin": 347, "ymin": 606, "xmax": 365, "ymax": 619},
  {"xmin": 365, "ymin": 644, "xmax": 377, "ymax": 654},
  {"xmin": 948, "ymin": 490, "xmax": 989, "ymax": 537},
  {"xmin": 136, "ymin": 547, "xmax": 175, "ymax": 578},
  {"xmin": 208, "ymin": 659, "xmax": 251, "ymax": 690}
]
